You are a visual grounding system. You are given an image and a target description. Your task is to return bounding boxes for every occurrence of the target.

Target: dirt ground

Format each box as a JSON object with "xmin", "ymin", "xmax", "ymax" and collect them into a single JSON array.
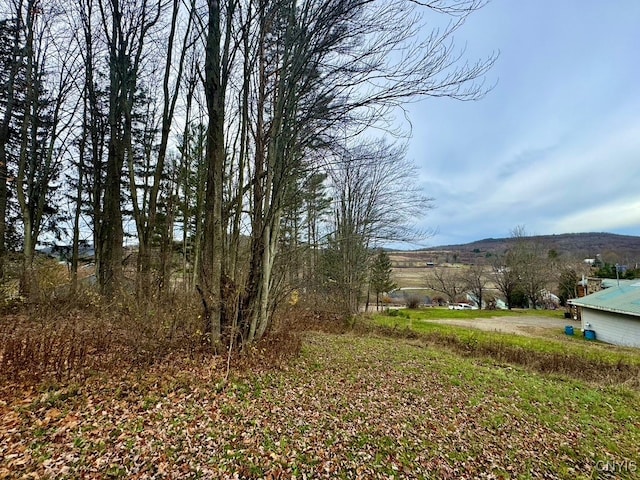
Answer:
[{"xmin": 428, "ymin": 315, "xmax": 582, "ymax": 337}]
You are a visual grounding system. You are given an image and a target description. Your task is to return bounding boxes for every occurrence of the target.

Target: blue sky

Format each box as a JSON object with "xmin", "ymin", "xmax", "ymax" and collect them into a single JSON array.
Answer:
[{"xmin": 404, "ymin": 0, "xmax": 640, "ymax": 247}]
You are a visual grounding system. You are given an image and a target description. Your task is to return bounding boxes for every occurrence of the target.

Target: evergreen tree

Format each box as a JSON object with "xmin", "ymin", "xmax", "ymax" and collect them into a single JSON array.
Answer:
[{"xmin": 369, "ymin": 250, "xmax": 396, "ymax": 310}]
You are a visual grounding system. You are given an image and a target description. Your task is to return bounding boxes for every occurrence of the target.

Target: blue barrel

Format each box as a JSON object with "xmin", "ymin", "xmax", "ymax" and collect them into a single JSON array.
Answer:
[
  {"xmin": 584, "ymin": 329, "xmax": 596, "ymax": 341},
  {"xmin": 564, "ymin": 325, "xmax": 574, "ymax": 336}
]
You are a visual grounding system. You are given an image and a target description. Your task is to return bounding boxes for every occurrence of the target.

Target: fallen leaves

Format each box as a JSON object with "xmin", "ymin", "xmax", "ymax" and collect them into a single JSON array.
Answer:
[{"xmin": 1, "ymin": 332, "xmax": 639, "ymax": 479}]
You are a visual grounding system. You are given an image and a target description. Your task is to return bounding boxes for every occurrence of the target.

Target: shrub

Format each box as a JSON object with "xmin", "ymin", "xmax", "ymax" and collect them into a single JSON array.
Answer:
[
  {"xmin": 404, "ymin": 294, "xmax": 422, "ymax": 309},
  {"xmin": 0, "ymin": 288, "xmax": 207, "ymax": 384}
]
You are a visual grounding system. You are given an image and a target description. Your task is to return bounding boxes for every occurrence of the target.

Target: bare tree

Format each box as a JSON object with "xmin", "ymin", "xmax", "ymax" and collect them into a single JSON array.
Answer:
[
  {"xmin": 233, "ymin": 0, "xmax": 493, "ymax": 342},
  {"xmin": 462, "ymin": 263, "xmax": 488, "ymax": 309},
  {"xmin": 97, "ymin": 0, "xmax": 162, "ymax": 295},
  {"xmin": 15, "ymin": 2, "xmax": 79, "ymax": 296},
  {"xmin": 126, "ymin": 0, "xmax": 196, "ymax": 295},
  {"xmin": 491, "ymin": 226, "xmax": 554, "ymax": 309},
  {"xmin": 197, "ymin": 0, "xmax": 237, "ymax": 346},
  {"xmin": 73, "ymin": 0, "xmax": 109, "ymax": 281},
  {"xmin": 0, "ymin": 0, "xmax": 495, "ymax": 352},
  {"xmin": 509, "ymin": 226, "xmax": 551, "ymax": 309},
  {"xmin": 324, "ymin": 139, "xmax": 431, "ymax": 314},
  {"xmin": 491, "ymin": 258, "xmax": 519, "ymax": 310},
  {"xmin": 426, "ymin": 266, "xmax": 465, "ymax": 304}
]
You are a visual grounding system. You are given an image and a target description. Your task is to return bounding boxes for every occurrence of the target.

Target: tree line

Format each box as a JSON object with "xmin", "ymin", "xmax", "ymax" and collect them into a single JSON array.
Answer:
[
  {"xmin": 0, "ymin": 0, "xmax": 495, "ymax": 349},
  {"xmin": 425, "ymin": 226, "xmax": 602, "ymax": 309}
]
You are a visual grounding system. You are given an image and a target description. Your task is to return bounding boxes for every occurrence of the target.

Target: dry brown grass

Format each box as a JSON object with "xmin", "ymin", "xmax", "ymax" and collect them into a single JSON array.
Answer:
[
  {"xmin": 0, "ymin": 288, "xmax": 207, "ymax": 384},
  {"xmin": 0, "ymin": 287, "xmax": 314, "ymax": 387}
]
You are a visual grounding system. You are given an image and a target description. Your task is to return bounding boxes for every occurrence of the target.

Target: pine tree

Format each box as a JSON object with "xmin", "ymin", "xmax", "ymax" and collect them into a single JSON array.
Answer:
[{"xmin": 370, "ymin": 250, "xmax": 396, "ymax": 311}]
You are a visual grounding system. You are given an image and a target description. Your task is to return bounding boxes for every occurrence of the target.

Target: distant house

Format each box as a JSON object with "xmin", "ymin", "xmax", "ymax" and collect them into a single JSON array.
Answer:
[
  {"xmin": 569, "ymin": 280, "xmax": 640, "ymax": 348},
  {"xmin": 540, "ymin": 289, "xmax": 560, "ymax": 308}
]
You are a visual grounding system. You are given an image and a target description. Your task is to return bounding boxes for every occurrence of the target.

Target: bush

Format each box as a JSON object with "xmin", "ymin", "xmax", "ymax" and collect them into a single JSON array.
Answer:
[
  {"xmin": 404, "ymin": 294, "xmax": 422, "ymax": 309},
  {"xmin": 0, "ymin": 288, "xmax": 207, "ymax": 384}
]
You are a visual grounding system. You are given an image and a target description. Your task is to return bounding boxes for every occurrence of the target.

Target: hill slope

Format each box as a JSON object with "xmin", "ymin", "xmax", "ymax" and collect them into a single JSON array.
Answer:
[
  {"xmin": 3, "ymin": 330, "xmax": 640, "ymax": 478},
  {"xmin": 391, "ymin": 232, "xmax": 640, "ymax": 266}
]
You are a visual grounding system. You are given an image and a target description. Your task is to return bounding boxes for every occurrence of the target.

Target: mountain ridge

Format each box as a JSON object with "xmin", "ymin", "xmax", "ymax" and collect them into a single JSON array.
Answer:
[{"xmin": 390, "ymin": 232, "xmax": 640, "ymax": 266}]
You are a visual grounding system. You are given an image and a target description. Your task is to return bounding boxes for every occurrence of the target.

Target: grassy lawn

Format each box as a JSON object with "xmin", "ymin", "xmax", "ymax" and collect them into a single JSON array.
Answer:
[
  {"xmin": 372, "ymin": 310, "xmax": 640, "ymax": 368},
  {"xmin": 384, "ymin": 306, "xmax": 564, "ymax": 320},
  {"xmin": 2, "ymin": 329, "xmax": 640, "ymax": 479}
]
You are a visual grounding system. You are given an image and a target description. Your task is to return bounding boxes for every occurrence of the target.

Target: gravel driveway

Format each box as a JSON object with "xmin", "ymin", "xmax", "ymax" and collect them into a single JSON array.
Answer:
[{"xmin": 427, "ymin": 315, "xmax": 581, "ymax": 337}]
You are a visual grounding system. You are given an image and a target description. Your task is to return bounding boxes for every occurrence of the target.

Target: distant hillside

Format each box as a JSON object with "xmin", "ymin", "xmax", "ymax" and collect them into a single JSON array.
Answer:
[{"xmin": 389, "ymin": 232, "xmax": 640, "ymax": 267}]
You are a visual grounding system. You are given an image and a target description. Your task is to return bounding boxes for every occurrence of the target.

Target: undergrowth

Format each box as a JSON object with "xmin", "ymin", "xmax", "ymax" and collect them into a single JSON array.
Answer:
[
  {"xmin": 0, "ymin": 289, "xmax": 205, "ymax": 383},
  {"xmin": 3, "ymin": 291, "xmax": 639, "ymax": 392},
  {"xmin": 0, "ymin": 289, "xmax": 308, "ymax": 387}
]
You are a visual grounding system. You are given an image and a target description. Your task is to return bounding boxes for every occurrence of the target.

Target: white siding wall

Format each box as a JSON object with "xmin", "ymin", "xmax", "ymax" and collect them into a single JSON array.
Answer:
[{"xmin": 581, "ymin": 308, "xmax": 640, "ymax": 347}]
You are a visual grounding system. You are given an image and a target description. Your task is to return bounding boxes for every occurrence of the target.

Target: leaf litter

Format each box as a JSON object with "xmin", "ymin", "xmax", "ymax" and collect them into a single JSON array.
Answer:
[{"xmin": 1, "ymin": 332, "xmax": 639, "ymax": 479}]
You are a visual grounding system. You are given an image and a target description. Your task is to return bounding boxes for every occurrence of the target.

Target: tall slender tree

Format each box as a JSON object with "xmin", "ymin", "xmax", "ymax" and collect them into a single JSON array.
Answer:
[
  {"xmin": 97, "ymin": 0, "xmax": 162, "ymax": 295},
  {"xmin": 0, "ymin": 13, "xmax": 27, "ymax": 281},
  {"xmin": 15, "ymin": 2, "xmax": 79, "ymax": 296},
  {"xmin": 370, "ymin": 250, "xmax": 396, "ymax": 311}
]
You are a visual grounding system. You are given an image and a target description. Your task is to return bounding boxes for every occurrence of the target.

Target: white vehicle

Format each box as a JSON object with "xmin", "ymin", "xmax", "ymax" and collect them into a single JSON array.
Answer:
[{"xmin": 448, "ymin": 303, "xmax": 477, "ymax": 310}]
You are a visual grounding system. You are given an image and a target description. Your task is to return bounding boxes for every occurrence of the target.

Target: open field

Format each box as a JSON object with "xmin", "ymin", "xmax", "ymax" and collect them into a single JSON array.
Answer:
[
  {"xmin": 381, "ymin": 307, "xmax": 563, "ymax": 320},
  {"xmin": 390, "ymin": 265, "xmax": 503, "ymax": 296},
  {"xmin": 384, "ymin": 307, "xmax": 582, "ymax": 338},
  {"xmin": 2, "ymin": 320, "xmax": 640, "ymax": 479},
  {"xmin": 391, "ymin": 266, "xmax": 432, "ymax": 288}
]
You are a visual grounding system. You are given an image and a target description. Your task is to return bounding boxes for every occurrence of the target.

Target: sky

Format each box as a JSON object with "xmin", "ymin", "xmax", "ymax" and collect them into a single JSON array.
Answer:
[{"xmin": 403, "ymin": 0, "xmax": 640, "ymax": 248}]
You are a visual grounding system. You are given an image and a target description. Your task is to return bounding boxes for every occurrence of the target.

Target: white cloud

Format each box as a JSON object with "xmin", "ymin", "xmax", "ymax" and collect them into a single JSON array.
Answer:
[
  {"xmin": 414, "ymin": 115, "xmax": 640, "ymax": 245},
  {"xmin": 401, "ymin": 0, "xmax": 640, "ymax": 246},
  {"xmin": 549, "ymin": 198, "xmax": 640, "ymax": 233}
]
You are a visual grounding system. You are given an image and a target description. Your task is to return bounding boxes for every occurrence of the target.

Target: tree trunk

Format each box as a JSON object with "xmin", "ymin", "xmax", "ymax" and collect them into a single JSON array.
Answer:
[
  {"xmin": 0, "ymin": 143, "xmax": 8, "ymax": 281},
  {"xmin": 365, "ymin": 284, "xmax": 370, "ymax": 313},
  {"xmin": 71, "ymin": 153, "xmax": 83, "ymax": 292},
  {"xmin": 0, "ymin": 12, "xmax": 26, "ymax": 282},
  {"xmin": 99, "ymin": 133, "xmax": 125, "ymax": 295},
  {"xmin": 199, "ymin": 0, "xmax": 226, "ymax": 345},
  {"xmin": 15, "ymin": 7, "xmax": 36, "ymax": 298}
]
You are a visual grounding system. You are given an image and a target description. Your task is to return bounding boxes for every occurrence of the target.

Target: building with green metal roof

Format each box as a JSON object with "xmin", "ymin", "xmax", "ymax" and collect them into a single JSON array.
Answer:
[{"xmin": 569, "ymin": 280, "xmax": 640, "ymax": 347}]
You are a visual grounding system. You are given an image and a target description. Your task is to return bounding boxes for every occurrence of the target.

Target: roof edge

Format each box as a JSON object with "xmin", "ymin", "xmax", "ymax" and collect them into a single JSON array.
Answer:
[{"xmin": 568, "ymin": 300, "xmax": 640, "ymax": 318}]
